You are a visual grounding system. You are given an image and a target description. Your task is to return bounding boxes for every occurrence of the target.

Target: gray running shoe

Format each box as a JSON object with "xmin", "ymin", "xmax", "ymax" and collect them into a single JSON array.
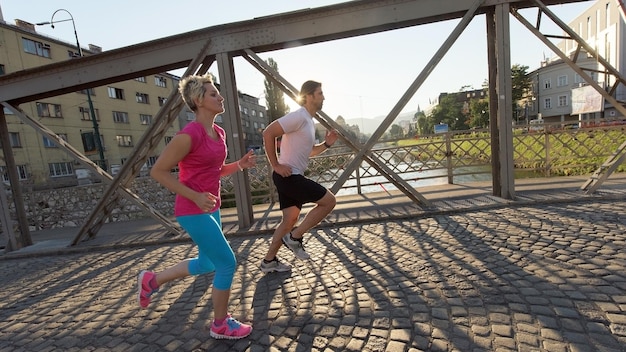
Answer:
[
  {"xmin": 282, "ymin": 233, "xmax": 310, "ymax": 260},
  {"xmin": 260, "ymin": 258, "xmax": 292, "ymax": 273}
]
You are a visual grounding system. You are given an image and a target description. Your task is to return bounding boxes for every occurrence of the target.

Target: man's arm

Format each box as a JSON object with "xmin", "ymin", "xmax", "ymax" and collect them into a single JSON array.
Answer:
[
  {"xmin": 263, "ymin": 121, "xmax": 292, "ymax": 176},
  {"xmin": 310, "ymin": 129, "xmax": 339, "ymax": 157}
]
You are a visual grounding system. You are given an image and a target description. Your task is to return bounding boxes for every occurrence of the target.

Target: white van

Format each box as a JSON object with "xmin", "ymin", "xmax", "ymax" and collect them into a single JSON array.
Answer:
[{"xmin": 529, "ymin": 119, "xmax": 544, "ymax": 132}]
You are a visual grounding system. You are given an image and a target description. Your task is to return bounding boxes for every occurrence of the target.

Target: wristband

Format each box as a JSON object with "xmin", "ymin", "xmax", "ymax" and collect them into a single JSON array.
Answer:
[
  {"xmin": 237, "ymin": 161, "xmax": 243, "ymax": 171},
  {"xmin": 323, "ymin": 141, "xmax": 332, "ymax": 148}
]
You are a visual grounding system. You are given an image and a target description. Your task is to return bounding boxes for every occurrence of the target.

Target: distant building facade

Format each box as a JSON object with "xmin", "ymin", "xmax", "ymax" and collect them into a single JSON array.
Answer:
[
  {"xmin": 528, "ymin": 1, "xmax": 625, "ymax": 124},
  {"xmin": 0, "ymin": 17, "xmax": 267, "ymax": 189},
  {"xmin": 237, "ymin": 93, "xmax": 267, "ymax": 151}
]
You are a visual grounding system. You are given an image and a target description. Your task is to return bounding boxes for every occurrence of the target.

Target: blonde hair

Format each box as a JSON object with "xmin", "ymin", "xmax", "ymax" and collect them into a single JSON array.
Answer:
[
  {"xmin": 179, "ymin": 74, "xmax": 214, "ymax": 111},
  {"xmin": 296, "ymin": 80, "xmax": 321, "ymax": 105}
]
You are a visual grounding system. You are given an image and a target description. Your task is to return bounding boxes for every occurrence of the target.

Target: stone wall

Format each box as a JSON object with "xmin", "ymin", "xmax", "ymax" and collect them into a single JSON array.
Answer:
[{"xmin": 4, "ymin": 176, "xmax": 176, "ymax": 232}]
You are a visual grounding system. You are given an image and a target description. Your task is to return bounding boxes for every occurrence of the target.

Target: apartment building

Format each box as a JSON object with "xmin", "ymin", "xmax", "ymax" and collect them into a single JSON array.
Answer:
[
  {"xmin": 528, "ymin": 0, "xmax": 625, "ymax": 124},
  {"xmin": 0, "ymin": 17, "xmax": 268, "ymax": 189},
  {"xmin": 531, "ymin": 50, "xmax": 601, "ymax": 124},
  {"xmin": 230, "ymin": 92, "xmax": 267, "ymax": 152}
]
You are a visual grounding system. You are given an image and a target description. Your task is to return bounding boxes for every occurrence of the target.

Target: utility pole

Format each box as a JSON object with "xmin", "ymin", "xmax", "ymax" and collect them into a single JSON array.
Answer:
[{"xmin": 37, "ymin": 9, "xmax": 106, "ymax": 170}]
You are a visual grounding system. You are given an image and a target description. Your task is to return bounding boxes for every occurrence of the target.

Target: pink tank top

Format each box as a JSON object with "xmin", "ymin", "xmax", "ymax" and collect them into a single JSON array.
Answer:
[{"xmin": 174, "ymin": 121, "xmax": 227, "ymax": 216}]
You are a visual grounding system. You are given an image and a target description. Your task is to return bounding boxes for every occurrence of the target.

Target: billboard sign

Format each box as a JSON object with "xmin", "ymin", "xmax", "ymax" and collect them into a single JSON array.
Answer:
[
  {"xmin": 434, "ymin": 123, "xmax": 449, "ymax": 134},
  {"xmin": 571, "ymin": 85, "xmax": 604, "ymax": 115}
]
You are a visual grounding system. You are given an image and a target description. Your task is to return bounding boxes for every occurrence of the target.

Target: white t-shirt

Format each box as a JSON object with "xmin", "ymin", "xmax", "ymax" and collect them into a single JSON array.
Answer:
[{"xmin": 277, "ymin": 107, "xmax": 316, "ymax": 175}]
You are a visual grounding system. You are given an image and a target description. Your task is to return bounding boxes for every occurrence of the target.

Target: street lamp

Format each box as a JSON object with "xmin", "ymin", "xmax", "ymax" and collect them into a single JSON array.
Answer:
[{"xmin": 36, "ymin": 9, "xmax": 106, "ymax": 171}]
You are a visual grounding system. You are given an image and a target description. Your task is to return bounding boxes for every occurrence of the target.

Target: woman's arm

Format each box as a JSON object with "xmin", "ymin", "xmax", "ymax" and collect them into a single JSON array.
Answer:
[{"xmin": 220, "ymin": 149, "xmax": 257, "ymax": 177}]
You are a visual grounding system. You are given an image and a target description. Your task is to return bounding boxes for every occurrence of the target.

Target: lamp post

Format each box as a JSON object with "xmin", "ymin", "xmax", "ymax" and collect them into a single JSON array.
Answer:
[{"xmin": 36, "ymin": 9, "xmax": 106, "ymax": 171}]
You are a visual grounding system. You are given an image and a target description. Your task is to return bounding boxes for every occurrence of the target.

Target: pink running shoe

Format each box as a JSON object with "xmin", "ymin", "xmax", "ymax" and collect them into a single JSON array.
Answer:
[
  {"xmin": 137, "ymin": 270, "xmax": 159, "ymax": 309},
  {"xmin": 210, "ymin": 314, "xmax": 252, "ymax": 339}
]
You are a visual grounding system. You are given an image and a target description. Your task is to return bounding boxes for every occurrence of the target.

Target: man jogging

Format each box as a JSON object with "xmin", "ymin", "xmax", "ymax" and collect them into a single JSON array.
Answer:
[{"xmin": 260, "ymin": 80, "xmax": 338, "ymax": 273}]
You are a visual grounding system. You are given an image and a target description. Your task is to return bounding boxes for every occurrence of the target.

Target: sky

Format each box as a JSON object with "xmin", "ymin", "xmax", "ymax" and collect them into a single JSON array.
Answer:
[{"xmin": 1, "ymin": 0, "xmax": 595, "ymax": 129}]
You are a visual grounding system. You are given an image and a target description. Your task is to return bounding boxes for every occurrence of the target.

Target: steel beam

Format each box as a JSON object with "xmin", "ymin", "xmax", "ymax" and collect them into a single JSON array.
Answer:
[
  {"xmin": 0, "ymin": 0, "xmax": 589, "ymax": 104},
  {"xmin": 494, "ymin": 3, "xmax": 516, "ymax": 200},
  {"xmin": 216, "ymin": 52, "xmax": 254, "ymax": 228}
]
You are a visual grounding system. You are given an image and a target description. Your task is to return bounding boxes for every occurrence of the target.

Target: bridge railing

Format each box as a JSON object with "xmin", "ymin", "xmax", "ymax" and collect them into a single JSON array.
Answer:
[{"xmin": 220, "ymin": 123, "xmax": 626, "ymax": 202}]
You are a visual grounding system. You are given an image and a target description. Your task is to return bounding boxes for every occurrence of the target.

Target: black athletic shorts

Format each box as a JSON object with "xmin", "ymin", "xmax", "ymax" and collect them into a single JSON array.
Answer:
[{"xmin": 272, "ymin": 172, "xmax": 328, "ymax": 210}]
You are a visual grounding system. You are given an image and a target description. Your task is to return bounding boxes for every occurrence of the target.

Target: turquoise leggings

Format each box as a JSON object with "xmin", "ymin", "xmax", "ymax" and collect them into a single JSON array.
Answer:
[{"xmin": 176, "ymin": 210, "xmax": 236, "ymax": 290}]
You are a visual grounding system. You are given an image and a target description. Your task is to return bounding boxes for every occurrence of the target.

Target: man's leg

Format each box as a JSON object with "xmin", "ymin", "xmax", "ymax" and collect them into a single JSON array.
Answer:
[
  {"xmin": 263, "ymin": 206, "xmax": 300, "ymax": 261},
  {"xmin": 290, "ymin": 190, "xmax": 336, "ymax": 239}
]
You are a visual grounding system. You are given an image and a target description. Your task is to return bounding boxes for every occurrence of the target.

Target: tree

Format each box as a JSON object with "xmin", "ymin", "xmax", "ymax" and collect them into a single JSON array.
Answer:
[
  {"xmin": 428, "ymin": 94, "xmax": 466, "ymax": 132},
  {"xmin": 389, "ymin": 124, "xmax": 404, "ymax": 139},
  {"xmin": 263, "ymin": 58, "xmax": 290, "ymax": 123},
  {"xmin": 414, "ymin": 110, "xmax": 429, "ymax": 135},
  {"xmin": 511, "ymin": 64, "xmax": 531, "ymax": 102},
  {"xmin": 511, "ymin": 64, "xmax": 532, "ymax": 121},
  {"xmin": 423, "ymin": 63, "xmax": 530, "ymax": 131},
  {"xmin": 468, "ymin": 99, "xmax": 489, "ymax": 129},
  {"xmin": 335, "ymin": 115, "xmax": 358, "ymax": 141}
]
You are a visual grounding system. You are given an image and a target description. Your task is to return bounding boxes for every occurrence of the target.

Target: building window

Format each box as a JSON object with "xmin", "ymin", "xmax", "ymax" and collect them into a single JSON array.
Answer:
[
  {"xmin": 544, "ymin": 98, "xmax": 552, "ymax": 109},
  {"xmin": 9, "ymin": 132, "xmax": 22, "ymax": 147},
  {"xmin": 135, "ymin": 92, "xmax": 149, "ymax": 104},
  {"xmin": 36, "ymin": 102, "xmax": 62, "ymax": 118},
  {"xmin": 67, "ymin": 50, "xmax": 80, "ymax": 59},
  {"xmin": 79, "ymin": 107, "xmax": 99, "ymax": 121},
  {"xmin": 251, "ymin": 110, "xmax": 257, "ymax": 117},
  {"xmin": 155, "ymin": 76, "xmax": 167, "ymax": 88},
  {"xmin": 113, "ymin": 111, "xmax": 129, "ymax": 123},
  {"xmin": 81, "ymin": 132, "xmax": 97, "ymax": 153},
  {"xmin": 558, "ymin": 95, "xmax": 568, "ymax": 107},
  {"xmin": 135, "ymin": 76, "xmax": 146, "ymax": 83},
  {"xmin": 574, "ymin": 73, "xmax": 583, "ymax": 84},
  {"xmin": 186, "ymin": 111, "xmax": 195, "ymax": 121},
  {"xmin": 0, "ymin": 64, "xmax": 5, "ymax": 75},
  {"xmin": 43, "ymin": 134, "xmax": 67, "ymax": 148},
  {"xmin": 146, "ymin": 156, "xmax": 157, "ymax": 167},
  {"xmin": 158, "ymin": 97, "xmax": 167, "ymax": 106},
  {"xmin": 49, "ymin": 162, "xmax": 73, "ymax": 177},
  {"xmin": 22, "ymin": 38, "xmax": 51, "ymax": 58},
  {"xmin": 544, "ymin": 79, "xmax": 551, "ymax": 89},
  {"xmin": 116, "ymin": 135, "xmax": 133, "ymax": 147},
  {"xmin": 1, "ymin": 165, "xmax": 28, "ymax": 182},
  {"xmin": 43, "ymin": 136, "xmax": 55, "ymax": 147},
  {"xmin": 107, "ymin": 87, "xmax": 125, "ymax": 100},
  {"xmin": 259, "ymin": 111, "xmax": 264, "ymax": 118},
  {"xmin": 78, "ymin": 88, "xmax": 96, "ymax": 96},
  {"xmin": 557, "ymin": 75, "xmax": 568, "ymax": 87},
  {"xmin": 165, "ymin": 136, "xmax": 173, "ymax": 145},
  {"xmin": 140, "ymin": 114, "xmax": 152, "ymax": 125}
]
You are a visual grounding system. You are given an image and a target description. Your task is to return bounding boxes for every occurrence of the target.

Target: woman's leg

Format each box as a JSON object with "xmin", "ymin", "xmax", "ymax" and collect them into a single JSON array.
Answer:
[{"xmin": 178, "ymin": 211, "xmax": 237, "ymax": 320}]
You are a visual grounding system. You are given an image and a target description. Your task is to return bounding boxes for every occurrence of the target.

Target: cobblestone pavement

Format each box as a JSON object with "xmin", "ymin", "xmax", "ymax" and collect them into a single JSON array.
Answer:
[{"xmin": 1, "ymin": 198, "xmax": 625, "ymax": 352}]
